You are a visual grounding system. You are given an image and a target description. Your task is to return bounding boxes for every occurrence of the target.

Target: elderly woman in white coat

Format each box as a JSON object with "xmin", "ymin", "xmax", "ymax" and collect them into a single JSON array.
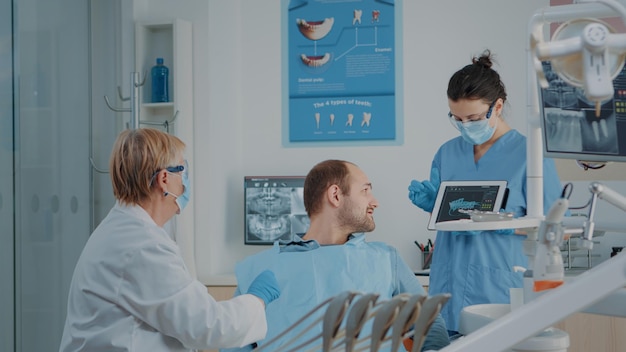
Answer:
[{"xmin": 60, "ymin": 128, "xmax": 280, "ymax": 352}]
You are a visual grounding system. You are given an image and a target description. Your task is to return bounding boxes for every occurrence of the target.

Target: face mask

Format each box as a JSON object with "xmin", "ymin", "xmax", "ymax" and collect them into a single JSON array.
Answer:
[
  {"xmin": 456, "ymin": 117, "xmax": 497, "ymax": 145},
  {"xmin": 166, "ymin": 171, "xmax": 190, "ymax": 212}
]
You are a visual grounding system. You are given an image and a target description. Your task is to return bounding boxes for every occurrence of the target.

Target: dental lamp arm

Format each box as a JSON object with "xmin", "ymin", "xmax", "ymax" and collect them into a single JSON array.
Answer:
[
  {"xmin": 580, "ymin": 0, "xmax": 626, "ymax": 23},
  {"xmin": 581, "ymin": 182, "xmax": 626, "ymax": 250},
  {"xmin": 590, "ymin": 182, "xmax": 626, "ymax": 212}
]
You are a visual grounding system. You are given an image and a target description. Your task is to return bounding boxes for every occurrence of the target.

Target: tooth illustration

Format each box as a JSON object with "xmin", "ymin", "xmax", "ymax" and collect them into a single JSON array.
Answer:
[
  {"xmin": 353, "ymin": 10, "xmax": 362, "ymax": 25},
  {"xmin": 592, "ymin": 121, "xmax": 600, "ymax": 142},
  {"xmin": 330, "ymin": 113, "xmax": 335, "ymax": 126},
  {"xmin": 315, "ymin": 112, "xmax": 320, "ymax": 129},
  {"xmin": 600, "ymin": 118, "xmax": 608, "ymax": 138},
  {"xmin": 300, "ymin": 53, "xmax": 331, "ymax": 67},
  {"xmin": 372, "ymin": 10, "xmax": 380, "ymax": 22},
  {"xmin": 296, "ymin": 18, "xmax": 334, "ymax": 41},
  {"xmin": 361, "ymin": 112, "xmax": 371, "ymax": 127},
  {"xmin": 346, "ymin": 113, "xmax": 354, "ymax": 126}
]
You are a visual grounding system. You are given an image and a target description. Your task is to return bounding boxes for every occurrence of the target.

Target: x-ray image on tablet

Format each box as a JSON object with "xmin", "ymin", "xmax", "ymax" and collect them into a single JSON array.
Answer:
[{"xmin": 428, "ymin": 181, "xmax": 508, "ymax": 230}]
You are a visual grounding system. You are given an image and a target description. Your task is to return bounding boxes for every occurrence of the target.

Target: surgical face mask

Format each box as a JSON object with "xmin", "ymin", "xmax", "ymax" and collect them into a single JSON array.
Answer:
[
  {"xmin": 448, "ymin": 100, "xmax": 497, "ymax": 145},
  {"xmin": 456, "ymin": 117, "xmax": 497, "ymax": 145},
  {"xmin": 166, "ymin": 171, "xmax": 190, "ymax": 212}
]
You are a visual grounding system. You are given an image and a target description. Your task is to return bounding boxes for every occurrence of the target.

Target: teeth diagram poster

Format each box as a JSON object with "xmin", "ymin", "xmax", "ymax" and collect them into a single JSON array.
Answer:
[{"xmin": 284, "ymin": 0, "xmax": 400, "ymax": 144}]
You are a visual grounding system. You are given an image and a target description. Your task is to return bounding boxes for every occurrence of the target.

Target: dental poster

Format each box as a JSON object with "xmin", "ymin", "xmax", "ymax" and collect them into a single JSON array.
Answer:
[{"xmin": 284, "ymin": 0, "xmax": 399, "ymax": 143}]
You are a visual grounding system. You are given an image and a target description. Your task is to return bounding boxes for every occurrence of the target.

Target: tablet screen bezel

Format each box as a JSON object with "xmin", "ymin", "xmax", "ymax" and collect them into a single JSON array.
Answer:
[{"xmin": 427, "ymin": 180, "xmax": 508, "ymax": 231}]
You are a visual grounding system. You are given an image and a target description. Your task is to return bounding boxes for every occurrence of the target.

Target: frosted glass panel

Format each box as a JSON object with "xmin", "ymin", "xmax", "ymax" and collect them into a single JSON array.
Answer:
[
  {"xmin": 15, "ymin": 0, "xmax": 91, "ymax": 350},
  {"xmin": 0, "ymin": 0, "xmax": 15, "ymax": 349}
]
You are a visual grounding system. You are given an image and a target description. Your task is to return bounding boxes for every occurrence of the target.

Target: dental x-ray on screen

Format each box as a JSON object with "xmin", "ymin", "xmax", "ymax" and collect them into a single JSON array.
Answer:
[
  {"xmin": 244, "ymin": 176, "xmax": 309, "ymax": 245},
  {"xmin": 540, "ymin": 61, "xmax": 626, "ymax": 162}
]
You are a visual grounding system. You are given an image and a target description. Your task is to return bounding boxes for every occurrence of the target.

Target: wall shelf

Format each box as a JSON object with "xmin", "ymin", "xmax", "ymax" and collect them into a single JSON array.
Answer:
[
  {"xmin": 135, "ymin": 18, "xmax": 192, "ymax": 135},
  {"xmin": 134, "ymin": 18, "xmax": 197, "ymax": 277}
]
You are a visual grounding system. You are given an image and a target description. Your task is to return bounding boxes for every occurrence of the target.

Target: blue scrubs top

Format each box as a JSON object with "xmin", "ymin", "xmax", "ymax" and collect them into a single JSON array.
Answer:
[
  {"xmin": 427, "ymin": 130, "xmax": 564, "ymax": 332},
  {"xmin": 222, "ymin": 234, "xmax": 450, "ymax": 352}
]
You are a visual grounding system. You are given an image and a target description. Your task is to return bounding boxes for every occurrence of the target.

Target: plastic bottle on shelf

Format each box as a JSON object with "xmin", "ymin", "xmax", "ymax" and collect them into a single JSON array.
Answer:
[{"xmin": 151, "ymin": 57, "xmax": 169, "ymax": 103}]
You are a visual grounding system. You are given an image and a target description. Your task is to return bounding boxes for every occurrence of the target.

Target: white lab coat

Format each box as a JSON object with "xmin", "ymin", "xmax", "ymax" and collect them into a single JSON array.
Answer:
[{"xmin": 59, "ymin": 202, "xmax": 267, "ymax": 351}]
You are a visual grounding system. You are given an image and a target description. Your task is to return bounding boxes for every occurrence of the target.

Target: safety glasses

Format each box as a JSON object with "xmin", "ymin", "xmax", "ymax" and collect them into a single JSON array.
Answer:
[
  {"xmin": 448, "ymin": 100, "xmax": 496, "ymax": 123},
  {"xmin": 165, "ymin": 159, "xmax": 188, "ymax": 175},
  {"xmin": 150, "ymin": 159, "xmax": 188, "ymax": 185}
]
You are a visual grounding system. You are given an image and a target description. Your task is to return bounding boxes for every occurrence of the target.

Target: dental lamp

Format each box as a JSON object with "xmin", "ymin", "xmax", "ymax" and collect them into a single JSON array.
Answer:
[
  {"xmin": 531, "ymin": 0, "xmax": 626, "ymax": 172},
  {"xmin": 531, "ymin": 0, "xmax": 626, "ymax": 116}
]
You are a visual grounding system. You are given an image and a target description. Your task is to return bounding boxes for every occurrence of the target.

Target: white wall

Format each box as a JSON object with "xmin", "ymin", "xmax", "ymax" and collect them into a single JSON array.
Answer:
[
  {"xmin": 133, "ymin": 0, "xmax": 556, "ymax": 283},
  {"xmin": 205, "ymin": 0, "xmax": 552, "ymax": 281}
]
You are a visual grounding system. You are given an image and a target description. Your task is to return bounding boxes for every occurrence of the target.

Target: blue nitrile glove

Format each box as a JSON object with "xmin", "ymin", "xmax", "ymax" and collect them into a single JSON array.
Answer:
[
  {"xmin": 247, "ymin": 270, "xmax": 280, "ymax": 307},
  {"xmin": 408, "ymin": 180, "xmax": 438, "ymax": 212}
]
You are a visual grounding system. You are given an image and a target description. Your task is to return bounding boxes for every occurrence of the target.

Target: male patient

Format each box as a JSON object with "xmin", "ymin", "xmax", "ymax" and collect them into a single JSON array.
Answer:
[{"xmin": 223, "ymin": 159, "xmax": 449, "ymax": 351}]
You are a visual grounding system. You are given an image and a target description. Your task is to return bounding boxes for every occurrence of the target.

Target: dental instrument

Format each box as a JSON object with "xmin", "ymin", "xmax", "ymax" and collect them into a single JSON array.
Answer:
[
  {"xmin": 367, "ymin": 295, "xmax": 408, "ymax": 352},
  {"xmin": 321, "ymin": 292, "xmax": 361, "ymax": 352},
  {"xmin": 338, "ymin": 293, "xmax": 381, "ymax": 352},
  {"xmin": 408, "ymin": 294, "xmax": 451, "ymax": 352},
  {"xmin": 254, "ymin": 295, "xmax": 337, "ymax": 352},
  {"xmin": 255, "ymin": 291, "xmax": 449, "ymax": 352},
  {"xmin": 354, "ymin": 293, "xmax": 450, "ymax": 352},
  {"xmin": 389, "ymin": 294, "xmax": 426, "ymax": 352}
]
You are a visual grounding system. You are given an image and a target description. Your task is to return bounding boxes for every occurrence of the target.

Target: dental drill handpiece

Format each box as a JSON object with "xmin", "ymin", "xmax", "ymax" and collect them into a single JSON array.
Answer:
[{"xmin": 533, "ymin": 197, "xmax": 569, "ymax": 292}]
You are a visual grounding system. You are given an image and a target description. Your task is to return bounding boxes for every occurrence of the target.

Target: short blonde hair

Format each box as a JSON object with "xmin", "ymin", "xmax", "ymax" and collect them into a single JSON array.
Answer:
[{"xmin": 109, "ymin": 128, "xmax": 185, "ymax": 205}]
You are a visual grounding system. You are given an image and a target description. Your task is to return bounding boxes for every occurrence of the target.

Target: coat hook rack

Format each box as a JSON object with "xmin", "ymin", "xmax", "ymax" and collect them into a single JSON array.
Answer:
[
  {"xmin": 139, "ymin": 110, "xmax": 179, "ymax": 133},
  {"xmin": 115, "ymin": 71, "xmax": 146, "ymax": 102},
  {"xmin": 93, "ymin": 71, "xmax": 143, "ymax": 173},
  {"xmin": 89, "ymin": 157, "xmax": 109, "ymax": 174},
  {"xmin": 104, "ymin": 71, "xmax": 143, "ymax": 129},
  {"xmin": 95, "ymin": 71, "xmax": 180, "ymax": 173},
  {"xmin": 103, "ymin": 71, "xmax": 179, "ymax": 131}
]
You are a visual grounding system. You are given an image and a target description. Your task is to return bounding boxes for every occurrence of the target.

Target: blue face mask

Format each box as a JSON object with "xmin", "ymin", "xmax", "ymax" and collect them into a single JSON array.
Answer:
[
  {"xmin": 167, "ymin": 171, "xmax": 190, "ymax": 212},
  {"xmin": 456, "ymin": 118, "xmax": 497, "ymax": 145}
]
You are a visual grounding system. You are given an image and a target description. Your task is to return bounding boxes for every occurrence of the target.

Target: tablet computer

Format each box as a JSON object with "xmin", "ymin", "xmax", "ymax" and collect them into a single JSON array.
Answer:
[{"xmin": 427, "ymin": 180, "xmax": 508, "ymax": 230}]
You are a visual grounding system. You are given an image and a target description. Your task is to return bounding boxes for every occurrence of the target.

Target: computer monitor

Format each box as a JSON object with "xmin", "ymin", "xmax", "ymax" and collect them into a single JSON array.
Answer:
[
  {"xmin": 244, "ymin": 176, "xmax": 309, "ymax": 245},
  {"xmin": 539, "ymin": 61, "xmax": 626, "ymax": 163}
]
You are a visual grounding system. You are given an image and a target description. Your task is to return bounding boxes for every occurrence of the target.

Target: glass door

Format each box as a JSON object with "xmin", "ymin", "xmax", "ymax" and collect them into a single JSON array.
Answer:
[
  {"xmin": 1, "ymin": 0, "xmax": 123, "ymax": 350},
  {"xmin": 14, "ymin": 0, "xmax": 91, "ymax": 349},
  {"xmin": 0, "ymin": 0, "xmax": 15, "ymax": 350}
]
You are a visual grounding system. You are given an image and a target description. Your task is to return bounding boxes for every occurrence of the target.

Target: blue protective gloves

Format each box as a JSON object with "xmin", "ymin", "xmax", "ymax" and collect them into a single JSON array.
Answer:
[
  {"xmin": 246, "ymin": 270, "xmax": 280, "ymax": 307},
  {"xmin": 408, "ymin": 168, "xmax": 440, "ymax": 213},
  {"xmin": 408, "ymin": 180, "xmax": 437, "ymax": 212}
]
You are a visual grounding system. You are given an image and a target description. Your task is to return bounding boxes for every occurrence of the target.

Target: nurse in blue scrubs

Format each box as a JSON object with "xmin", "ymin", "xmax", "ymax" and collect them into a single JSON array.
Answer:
[{"xmin": 407, "ymin": 50, "xmax": 565, "ymax": 336}]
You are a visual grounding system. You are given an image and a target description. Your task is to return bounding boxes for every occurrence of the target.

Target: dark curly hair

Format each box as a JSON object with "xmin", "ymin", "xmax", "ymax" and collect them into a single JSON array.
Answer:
[{"xmin": 447, "ymin": 49, "xmax": 507, "ymax": 105}]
